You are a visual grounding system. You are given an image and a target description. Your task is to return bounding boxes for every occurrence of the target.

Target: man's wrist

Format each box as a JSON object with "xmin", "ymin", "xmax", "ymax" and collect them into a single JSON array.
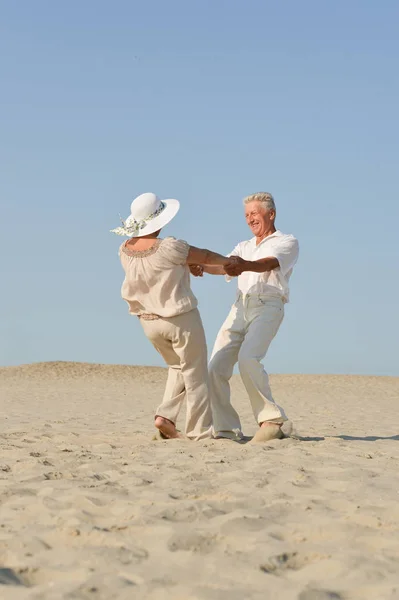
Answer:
[{"xmin": 242, "ymin": 260, "xmax": 252, "ymax": 272}]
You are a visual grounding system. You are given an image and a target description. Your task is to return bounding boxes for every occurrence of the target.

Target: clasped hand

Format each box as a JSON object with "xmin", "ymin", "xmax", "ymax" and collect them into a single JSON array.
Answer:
[
  {"xmin": 224, "ymin": 255, "xmax": 245, "ymax": 276},
  {"xmin": 189, "ymin": 264, "xmax": 204, "ymax": 277},
  {"xmin": 189, "ymin": 256, "xmax": 245, "ymax": 278}
]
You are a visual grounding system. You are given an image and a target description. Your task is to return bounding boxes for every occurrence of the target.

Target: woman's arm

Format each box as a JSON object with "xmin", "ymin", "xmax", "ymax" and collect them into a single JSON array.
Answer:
[
  {"xmin": 187, "ymin": 246, "xmax": 230, "ymax": 267},
  {"xmin": 202, "ymin": 265, "xmax": 226, "ymax": 275},
  {"xmin": 189, "ymin": 264, "xmax": 226, "ymax": 276}
]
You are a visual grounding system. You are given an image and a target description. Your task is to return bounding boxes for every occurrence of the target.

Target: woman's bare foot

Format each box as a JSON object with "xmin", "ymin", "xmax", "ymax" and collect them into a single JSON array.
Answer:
[{"xmin": 155, "ymin": 416, "xmax": 183, "ymax": 439}]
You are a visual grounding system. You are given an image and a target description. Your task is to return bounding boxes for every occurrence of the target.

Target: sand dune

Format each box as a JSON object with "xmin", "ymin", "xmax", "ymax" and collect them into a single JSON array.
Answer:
[{"xmin": 1, "ymin": 363, "xmax": 399, "ymax": 599}]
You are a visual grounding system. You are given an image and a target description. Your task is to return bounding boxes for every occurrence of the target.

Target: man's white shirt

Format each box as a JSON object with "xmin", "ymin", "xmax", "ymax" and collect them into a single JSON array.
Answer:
[{"xmin": 227, "ymin": 230, "xmax": 299, "ymax": 303}]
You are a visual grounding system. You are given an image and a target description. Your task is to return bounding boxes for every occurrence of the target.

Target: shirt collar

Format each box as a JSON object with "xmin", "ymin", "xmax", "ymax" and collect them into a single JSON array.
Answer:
[{"xmin": 251, "ymin": 229, "xmax": 283, "ymax": 246}]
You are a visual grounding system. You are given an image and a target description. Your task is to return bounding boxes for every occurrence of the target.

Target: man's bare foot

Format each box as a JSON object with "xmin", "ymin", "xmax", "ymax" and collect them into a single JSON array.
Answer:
[
  {"xmin": 250, "ymin": 421, "xmax": 284, "ymax": 443},
  {"xmin": 155, "ymin": 416, "xmax": 183, "ymax": 439}
]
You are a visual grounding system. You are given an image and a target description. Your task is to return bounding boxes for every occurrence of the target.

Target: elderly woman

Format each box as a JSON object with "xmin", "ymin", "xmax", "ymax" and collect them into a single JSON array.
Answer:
[{"xmin": 111, "ymin": 192, "xmax": 232, "ymax": 441}]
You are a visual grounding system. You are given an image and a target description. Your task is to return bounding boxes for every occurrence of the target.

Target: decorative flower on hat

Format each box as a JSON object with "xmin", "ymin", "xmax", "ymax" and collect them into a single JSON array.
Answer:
[{"xmin": 110, "ymin": 201, "xmax": 166, "ymax": 237}]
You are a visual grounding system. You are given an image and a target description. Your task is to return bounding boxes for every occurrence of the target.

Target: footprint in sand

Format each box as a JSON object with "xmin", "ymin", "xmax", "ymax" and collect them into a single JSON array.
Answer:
[
  {"xmin": 158, "ymin": 505, "xmax": 198, "ymax": 523},
  {"xmin": 260, "ymin": 552, "xmax": 327, "ymax": 576},
  {"xmin": 42, "ymin": 496, "xmax": 72, "ymax": 510},
  {"xmin": 168, "ymin": 532, "xmax": 216, "ymax": 554},
  {"xmin": 117, "ymin": 545, "xmax": 149, "ymax": 565},
  {"xmin": 220, "ymin": 515, "xmax": 268, "ymax": 534},
  {"xmin": 202, "ymin": 505, "xmax": 227, "ymax": 519},
  {"xmin": 43, "ymin": 471, "xmax": 64, "ymax": 480}
]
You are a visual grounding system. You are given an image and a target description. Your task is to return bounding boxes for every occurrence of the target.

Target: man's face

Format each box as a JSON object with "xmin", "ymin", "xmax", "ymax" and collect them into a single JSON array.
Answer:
[{"xmin": 245, "ymin": 201, "xmax": 275, "ymax": 237}]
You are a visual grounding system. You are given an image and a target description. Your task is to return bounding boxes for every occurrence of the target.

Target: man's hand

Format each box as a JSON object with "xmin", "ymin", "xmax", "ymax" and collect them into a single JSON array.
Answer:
[
  {"xmin": 224, "ymin": 256, "xmax": 246, "ymax": 277},
  {"xmin": 189, "ymin": 264, "xmax": 204, "ymax": 277}
]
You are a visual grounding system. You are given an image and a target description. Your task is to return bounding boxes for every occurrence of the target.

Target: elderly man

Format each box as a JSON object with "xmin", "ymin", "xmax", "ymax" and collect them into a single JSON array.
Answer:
[{"xmin": 192, "ymin": 192, "xmax": 299, "ymax": 442}]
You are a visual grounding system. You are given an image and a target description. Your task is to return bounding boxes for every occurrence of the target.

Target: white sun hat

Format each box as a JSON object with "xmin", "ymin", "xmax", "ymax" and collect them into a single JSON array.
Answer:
[{"xmin": 110, "ymin": 192, "xmax": 180, "ymax": 237}]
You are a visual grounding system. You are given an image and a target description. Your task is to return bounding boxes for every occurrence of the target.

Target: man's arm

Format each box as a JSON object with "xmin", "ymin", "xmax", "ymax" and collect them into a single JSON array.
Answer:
[
  {"xmin": 224, "ymin": 256, "xmax": 279, "ymax": 277},
  {"xmin": 225, "ymin": 237, "xmax": 299, "ymax": 277},
  {"xmin": 243, "ymin": 256, "xmax": 280, "ymax": 273}
]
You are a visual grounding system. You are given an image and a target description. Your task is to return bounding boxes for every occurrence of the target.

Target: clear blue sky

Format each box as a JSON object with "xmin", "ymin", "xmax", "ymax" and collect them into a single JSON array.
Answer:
[{"xmin": 1, "ymin": 0, "xmax": 398, "ymax": 375}]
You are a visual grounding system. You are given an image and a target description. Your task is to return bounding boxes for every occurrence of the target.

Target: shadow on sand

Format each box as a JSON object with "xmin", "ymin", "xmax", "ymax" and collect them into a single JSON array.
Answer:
[
  {"xmin": 224, "ymin": 433, "xmax": 399, "ymax": 444},
  {"xmin": 289, "ymin": 434, "xmax": 399, "ymax": 443}
]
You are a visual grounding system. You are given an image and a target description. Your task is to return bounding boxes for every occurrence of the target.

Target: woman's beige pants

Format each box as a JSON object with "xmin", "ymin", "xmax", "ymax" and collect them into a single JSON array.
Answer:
[{"xmin": 140, "ymin": 308, "xmax": 213, "ymax": 440}]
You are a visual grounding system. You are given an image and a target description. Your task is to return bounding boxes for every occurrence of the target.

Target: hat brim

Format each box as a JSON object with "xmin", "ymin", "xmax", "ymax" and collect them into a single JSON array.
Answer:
[{"xmin": 111, "ymin": 198, "xmax": 180, "ymax": 237}]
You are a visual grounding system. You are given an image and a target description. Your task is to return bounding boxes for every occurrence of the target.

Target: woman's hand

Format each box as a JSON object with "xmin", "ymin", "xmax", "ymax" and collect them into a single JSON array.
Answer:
[{"xmin": 189, "ymin": 264, "xmax": 204, "ymax": 277}]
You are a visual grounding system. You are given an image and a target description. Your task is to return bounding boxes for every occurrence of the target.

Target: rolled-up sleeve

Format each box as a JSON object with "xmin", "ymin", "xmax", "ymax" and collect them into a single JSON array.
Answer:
[{"xmin": 272, "ymin": 236, "xmax": 299, "ymax": 276}]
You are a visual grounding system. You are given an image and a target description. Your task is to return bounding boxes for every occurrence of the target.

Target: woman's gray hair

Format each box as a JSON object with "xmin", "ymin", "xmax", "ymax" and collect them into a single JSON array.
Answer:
[{"xmin": 243, "ymin": 192, "xmax": 276, "ymax": 212}]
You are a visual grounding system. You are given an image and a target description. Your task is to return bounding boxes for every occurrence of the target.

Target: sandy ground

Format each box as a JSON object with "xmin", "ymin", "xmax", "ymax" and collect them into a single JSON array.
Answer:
[{"xmin": 1, "ymin": 362, "xmax": 399, "ymax": 600}]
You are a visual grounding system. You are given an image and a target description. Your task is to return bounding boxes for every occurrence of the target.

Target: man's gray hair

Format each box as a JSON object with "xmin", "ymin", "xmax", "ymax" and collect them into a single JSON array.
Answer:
[{"xmin": 243, "ymin": 192, "xmax": 276, "ymax": 212}]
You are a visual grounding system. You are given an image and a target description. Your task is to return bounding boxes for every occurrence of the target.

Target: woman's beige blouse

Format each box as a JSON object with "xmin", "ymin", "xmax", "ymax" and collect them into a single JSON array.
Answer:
[{"xmin": 119, "ymin": 237, "xmax": 198, "ymax": 318}]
